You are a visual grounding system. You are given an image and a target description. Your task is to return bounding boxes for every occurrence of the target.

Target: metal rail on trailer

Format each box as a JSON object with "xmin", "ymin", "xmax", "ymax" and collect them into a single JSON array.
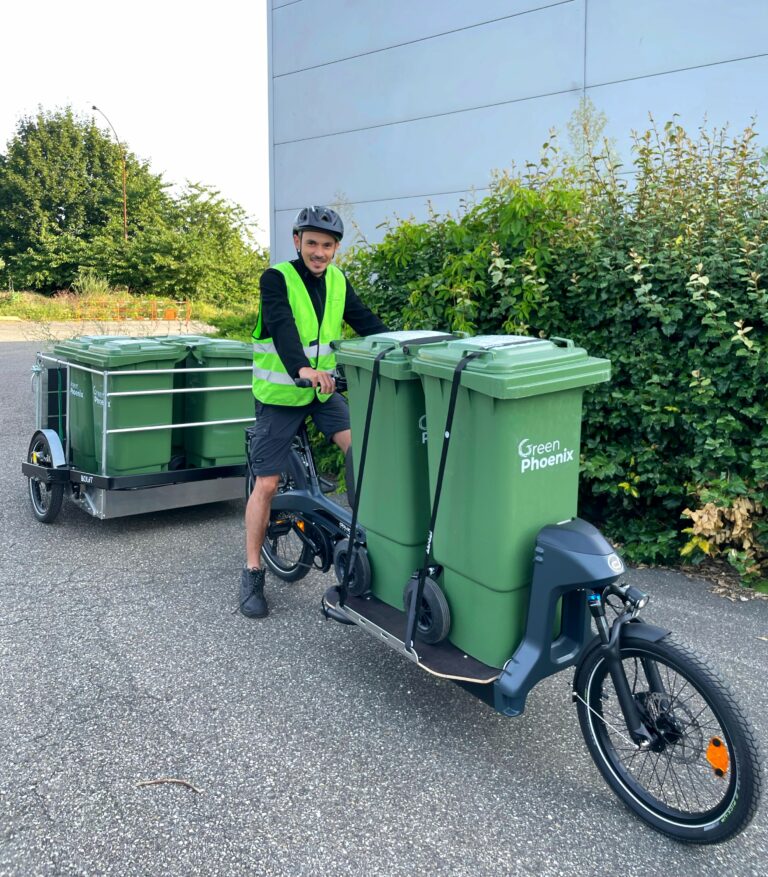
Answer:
[{"xmin": 23, "ymin": 353, "xmax": 253, "ymax": 519}]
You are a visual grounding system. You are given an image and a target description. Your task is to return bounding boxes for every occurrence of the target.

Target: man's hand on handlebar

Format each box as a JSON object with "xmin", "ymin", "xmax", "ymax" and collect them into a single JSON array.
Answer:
[{"xmin": 297, "ymin": 366, "xmax": 336, "ymax": 394}]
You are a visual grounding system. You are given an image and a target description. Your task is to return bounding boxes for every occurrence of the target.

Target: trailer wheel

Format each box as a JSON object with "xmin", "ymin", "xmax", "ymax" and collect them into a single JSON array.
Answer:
[{"xmin": 27, "ymin": 433, "xmax": 64, "ymax": 523}]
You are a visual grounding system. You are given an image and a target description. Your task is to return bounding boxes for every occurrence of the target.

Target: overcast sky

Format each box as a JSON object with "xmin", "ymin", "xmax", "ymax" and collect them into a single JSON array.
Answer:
[{"xmin": 1, "ymin": 0, "xmax": 270, "ymax": 245}]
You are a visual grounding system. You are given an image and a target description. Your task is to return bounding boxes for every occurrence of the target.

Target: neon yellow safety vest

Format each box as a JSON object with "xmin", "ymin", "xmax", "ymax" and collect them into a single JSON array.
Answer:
[{"xmin": 252, "ymin": 262, "xmax": 346, "ymax": 406}]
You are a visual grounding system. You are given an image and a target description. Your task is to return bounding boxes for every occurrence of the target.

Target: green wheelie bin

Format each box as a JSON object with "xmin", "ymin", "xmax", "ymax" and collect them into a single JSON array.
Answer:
[
  {"xmin": 52, "ymin": 337, "xmax": 100, "ymax": 472},
  {"xmin": 54, "ymin": 337, "xmax": 187, "ymax": 476},
  {"xmin": 148, "ymin": 334, "xmax": 218, "ymax": 461},
  {"xmin": 411, "ymin": 335, "xmax": 610, "ymax": 668},
  {"xmin": 178, "ymin": 337, "xmax": 253, "ymax": 468},
  {"xmin": 333, "ymin": 331, "xmax": 450, "ymax": 609}
]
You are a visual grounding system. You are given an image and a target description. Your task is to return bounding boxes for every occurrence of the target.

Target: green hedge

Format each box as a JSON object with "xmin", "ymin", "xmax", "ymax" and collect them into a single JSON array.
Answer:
[{"xmin": 342, "ymin": 120, "xmax": 768, "ymax": 586}]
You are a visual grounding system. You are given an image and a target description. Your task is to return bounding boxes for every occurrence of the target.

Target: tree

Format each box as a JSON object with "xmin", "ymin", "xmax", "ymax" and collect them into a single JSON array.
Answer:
[
  {"xmin": 0, "ymin": 108, "xmax": 170, "ymax": 290},
  {"xmin": 107, "ymin": 184, "xmax": 265, "ymax": 305},
  {"xmin": 0, "ymin": 107, "xmax": 267, "ymax": 297}
]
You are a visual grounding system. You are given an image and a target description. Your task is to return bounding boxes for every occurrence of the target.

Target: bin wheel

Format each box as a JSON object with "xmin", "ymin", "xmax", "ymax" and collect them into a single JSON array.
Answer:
[
  {"xmin": 27, "ymin": 433, "xmax": 64, "ymax": 523},
  {"xmin": 403, "ymin": 577, "xmax": 451, "ymax": 645},
  {"xmin": 333, "ymin": 539, "xmax": 372, "ymax": 596}
]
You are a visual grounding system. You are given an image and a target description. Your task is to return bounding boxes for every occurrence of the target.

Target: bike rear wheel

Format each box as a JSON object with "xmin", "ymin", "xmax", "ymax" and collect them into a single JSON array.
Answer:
[
  {"xmin": 260, "ymin": 450, "xmax": 314, "ymax": 582},
  {"xmin": 575, "ymin": 633, "xmax": 761, "ymax": 843}
]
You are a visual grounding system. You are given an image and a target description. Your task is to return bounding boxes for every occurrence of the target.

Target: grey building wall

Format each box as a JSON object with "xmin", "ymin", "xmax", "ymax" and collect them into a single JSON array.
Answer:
[{"xmin": 268, "ymin": 0, "xmax": 768, "ymax": 262}]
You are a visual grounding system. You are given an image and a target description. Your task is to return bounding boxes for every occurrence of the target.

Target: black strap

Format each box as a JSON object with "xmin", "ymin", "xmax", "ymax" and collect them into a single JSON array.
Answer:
[
  {"xmin": 400, "ymin": 332, "xmax": 454, "ymax": 353},
  {"xmin": 338, "ymin": 348, "xmax": 389, "ymax": 607},
  {"xmin": 404, "ymin": 349, "xmax": 484, "ymax": 652}
]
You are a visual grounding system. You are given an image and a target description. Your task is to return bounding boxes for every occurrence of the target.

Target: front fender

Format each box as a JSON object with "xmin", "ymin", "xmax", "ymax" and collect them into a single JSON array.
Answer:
[
  {"xmin": 623, "ymin": 617, "xmax": 671, "ymax": 643},
  {"xmin": 572, "ymin": 618, "xmax": 671, "ymax": 696}
]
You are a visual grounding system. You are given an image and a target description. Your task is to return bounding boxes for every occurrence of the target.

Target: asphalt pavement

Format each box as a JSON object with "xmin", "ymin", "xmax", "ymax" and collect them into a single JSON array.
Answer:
[{"xmin": 1, "ymin": 336, "xmax": 766, "ymax": 877}]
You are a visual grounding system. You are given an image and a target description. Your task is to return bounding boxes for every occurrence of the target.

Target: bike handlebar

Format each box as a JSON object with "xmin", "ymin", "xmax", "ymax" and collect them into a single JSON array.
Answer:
[{"xmin": 294, "ymin": 373, "xmax": 347, "ymax": 392}]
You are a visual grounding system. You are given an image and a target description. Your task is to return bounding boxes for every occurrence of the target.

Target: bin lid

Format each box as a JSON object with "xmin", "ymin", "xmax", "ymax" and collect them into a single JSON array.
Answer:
[
  {"xmin": 187, "ymin": 338, "xmax": 253, "ymax": 363},
  {"xmin": 158, "ymin": 334, "xmax": 217, "ymax": 346},
  {"xmin": 52, "ymin": 336, "xmax": 186, "ymax": 368},
  {"xmin": 411, "ymin": 335, "xmax": 611, "ymax": 399},
  {"xmin": 333, "ymin": 330, "xmax": 454, "ymax": 380}
]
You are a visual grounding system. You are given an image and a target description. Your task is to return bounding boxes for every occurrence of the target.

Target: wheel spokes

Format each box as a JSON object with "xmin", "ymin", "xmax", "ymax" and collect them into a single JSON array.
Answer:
[{"xmin": 596, "ymin": 656, "xmax": 731, "ymax": 816}]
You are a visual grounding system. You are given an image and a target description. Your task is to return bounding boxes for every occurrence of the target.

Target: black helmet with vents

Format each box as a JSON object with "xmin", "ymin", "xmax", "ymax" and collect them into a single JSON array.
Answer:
[{"xmin": 292, "ymin": 205, "xmax": 344, "ymax": 241}]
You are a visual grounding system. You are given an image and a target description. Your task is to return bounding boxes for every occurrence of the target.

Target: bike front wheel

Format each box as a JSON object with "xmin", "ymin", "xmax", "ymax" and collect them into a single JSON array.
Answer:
[{"xmin": 574, "ymin": 633, "xmax": 761, "ymax": 844}]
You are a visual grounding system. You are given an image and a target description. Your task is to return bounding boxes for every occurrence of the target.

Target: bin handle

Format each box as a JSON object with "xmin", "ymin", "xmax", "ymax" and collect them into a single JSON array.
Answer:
[
  {"xmin": 550, "ymin": 336, "xmax": 575, "ymax": 348},
  {"xmin": 331, "ymin": 332, "xmax": 457, "ymax": 355},
  {"xmin": 400, "ymin": 332, "xmax": 457, "ymax": 354},
  {"xmin": 330, "ymin": 338, "xmax": 398, "ymax": 353},
  {"xmin": 455, "ymin": 338, "xmax": 541, "ymax": 359}
]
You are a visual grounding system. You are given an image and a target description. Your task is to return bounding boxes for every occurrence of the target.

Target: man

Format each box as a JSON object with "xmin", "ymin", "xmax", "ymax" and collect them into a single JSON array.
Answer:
[{"xmin": 241, "ymin": 206, "xmax": 387, "ymax": 618}]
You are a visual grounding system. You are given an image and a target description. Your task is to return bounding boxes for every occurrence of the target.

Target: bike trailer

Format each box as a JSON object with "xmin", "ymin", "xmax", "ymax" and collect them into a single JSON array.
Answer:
[{"xmin": 22, "ymin": 336, "xmax": 254, "ymax": 522}]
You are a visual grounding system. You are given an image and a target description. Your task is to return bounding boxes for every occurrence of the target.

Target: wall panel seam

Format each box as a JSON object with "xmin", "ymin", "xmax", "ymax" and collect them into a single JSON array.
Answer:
[
  {"xmin": 268, "ymin": 2, "xmax": 278, "ymax": 256},
  {"xmin": 582, "ymin": 0, "xmax": 588, "ymax": 96},
  {"xmin": 587, "ymin": 51, "xmax": 768, "ymax": 91},
  {"xmin": 274, "ymin": 86, "xmax": 582, "ymax": 146},
  {"xmin": 276, "ymin": 186, "xmax": 492, "ymax": 213},
  {"xmin": 273, "ymin": 0, "xmax": 574, "ymax": 78}
]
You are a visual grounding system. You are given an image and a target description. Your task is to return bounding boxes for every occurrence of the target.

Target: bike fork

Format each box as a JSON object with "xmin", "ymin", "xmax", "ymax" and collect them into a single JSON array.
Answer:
[{"xmin": 587, "ymin": 593, "xmax": 655, "ymax": 748}]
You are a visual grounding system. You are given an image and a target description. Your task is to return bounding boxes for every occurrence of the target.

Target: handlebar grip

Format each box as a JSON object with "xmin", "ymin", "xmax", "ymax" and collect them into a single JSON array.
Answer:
[{"xmin": 294, "ymin": 374, "xmax": 347, "ymax": 391}]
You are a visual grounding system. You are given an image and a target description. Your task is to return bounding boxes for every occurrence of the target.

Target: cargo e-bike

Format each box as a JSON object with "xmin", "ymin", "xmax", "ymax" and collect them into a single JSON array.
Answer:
[{"xmin": 248, "ymin": 360, "xmax": 761, "ymax": 845}]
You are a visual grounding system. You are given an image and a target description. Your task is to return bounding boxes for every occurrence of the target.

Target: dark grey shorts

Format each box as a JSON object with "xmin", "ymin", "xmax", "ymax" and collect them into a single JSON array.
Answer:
[{"xmin": 247, "ymin": 393, "xmax": 350, "ymax": 476}]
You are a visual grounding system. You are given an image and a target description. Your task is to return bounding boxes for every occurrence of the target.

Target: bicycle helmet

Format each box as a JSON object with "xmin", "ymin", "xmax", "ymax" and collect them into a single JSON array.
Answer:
[{"xmin": 292, "ymin": 205, "xmax": 344, "ymax": 241}]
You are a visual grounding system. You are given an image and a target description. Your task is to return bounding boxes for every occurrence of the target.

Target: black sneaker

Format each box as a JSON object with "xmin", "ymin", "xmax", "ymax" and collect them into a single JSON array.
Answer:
[{"xmin": 240, "ymin": 567, "xmax": 268, "ymax": 618}]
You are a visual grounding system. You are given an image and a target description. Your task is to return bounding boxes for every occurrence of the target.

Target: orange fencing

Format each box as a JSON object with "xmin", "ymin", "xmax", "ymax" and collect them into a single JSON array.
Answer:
[{"xmin": 73, "ymin": 299, "xmax": 192, "ymax": 322}]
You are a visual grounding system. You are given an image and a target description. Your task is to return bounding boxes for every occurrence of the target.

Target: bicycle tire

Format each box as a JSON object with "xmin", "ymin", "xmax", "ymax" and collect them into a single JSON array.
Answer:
[
  {"xmin": 574, "ymin": 633, "xmax": 761, "ymax": 843},
  {"xmin": 27, "ymin": 433, "xmax": 64, "ymax": 524},
  {"xmin": 260, "ymin": 450, "xmax": 314, "ymax": 582}
]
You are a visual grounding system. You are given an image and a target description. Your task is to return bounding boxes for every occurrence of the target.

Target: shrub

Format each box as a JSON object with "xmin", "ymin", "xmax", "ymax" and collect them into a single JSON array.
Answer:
[{"xmin": 344, "ymin": 119, "xmax": 768, "ymax": 586}]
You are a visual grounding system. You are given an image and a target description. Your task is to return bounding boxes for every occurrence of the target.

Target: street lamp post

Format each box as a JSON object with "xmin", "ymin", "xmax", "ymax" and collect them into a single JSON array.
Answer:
[{"xmin": 91, "ymin": 105, "xmax": 128, "ymax": 242}]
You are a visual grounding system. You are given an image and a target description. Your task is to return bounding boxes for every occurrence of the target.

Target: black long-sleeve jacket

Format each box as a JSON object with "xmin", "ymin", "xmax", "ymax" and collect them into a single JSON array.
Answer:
[{"xmin": 255, "ymin": 258, "xmax": 387, "ymax": 378}]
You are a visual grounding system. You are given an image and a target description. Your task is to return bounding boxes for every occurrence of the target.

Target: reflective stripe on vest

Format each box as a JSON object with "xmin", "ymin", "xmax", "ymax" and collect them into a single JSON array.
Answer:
[
  {"xmin": 252, "ymin": 262, "xmax": 346, "ymax": 406},
  {"xmin": 252, "ymin": 340, "xmax": 335, "ymax": 358}
]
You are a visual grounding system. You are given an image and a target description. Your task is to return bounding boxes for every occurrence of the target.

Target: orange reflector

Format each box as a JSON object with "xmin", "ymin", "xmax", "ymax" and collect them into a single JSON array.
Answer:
[
  {"xmin": 297, "ymin": 520, "xmax": 305, "ymax": 531},
  {"xmin": 706, "ymin": 737, "xmax": 729, "ymax": 776}
]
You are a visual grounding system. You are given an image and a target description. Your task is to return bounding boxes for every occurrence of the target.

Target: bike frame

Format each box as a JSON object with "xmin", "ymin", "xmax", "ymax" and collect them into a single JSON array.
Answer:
[{"xmin": 267, "ymin": 421, "xmax": 363, "ymax": 547}]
